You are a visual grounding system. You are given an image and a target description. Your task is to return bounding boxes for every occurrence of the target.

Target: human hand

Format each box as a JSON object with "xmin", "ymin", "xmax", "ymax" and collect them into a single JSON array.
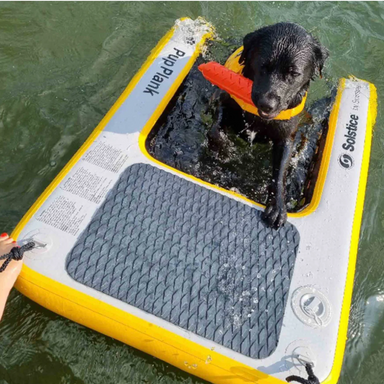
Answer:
[{"xmin": 0, "ymin": 233, "xmax": 23, "ymax": 319}]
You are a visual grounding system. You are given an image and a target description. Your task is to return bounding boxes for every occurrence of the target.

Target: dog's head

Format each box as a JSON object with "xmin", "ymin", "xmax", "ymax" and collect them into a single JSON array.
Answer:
[{"xmin": 240, "ymin": 22, "xmax": 328, "ymax": 120}]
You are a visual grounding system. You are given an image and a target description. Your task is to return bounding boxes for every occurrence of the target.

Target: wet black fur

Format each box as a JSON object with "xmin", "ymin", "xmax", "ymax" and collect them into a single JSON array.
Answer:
[{"xmin": 209, "ymin": 22, "xmax": 328, "ymax": 228}]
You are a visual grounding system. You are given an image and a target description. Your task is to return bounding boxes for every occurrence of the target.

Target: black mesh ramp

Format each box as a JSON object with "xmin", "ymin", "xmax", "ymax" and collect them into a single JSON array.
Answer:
[{"xmin": 66, "ymin": 163, "xmax": 300, "ymax": 359}]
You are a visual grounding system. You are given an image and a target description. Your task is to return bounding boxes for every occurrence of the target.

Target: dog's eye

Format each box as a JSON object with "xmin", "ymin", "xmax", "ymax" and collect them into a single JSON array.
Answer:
[{"xmin": 289, "ymin": 70, "xmax": 301, "ymax": 78}]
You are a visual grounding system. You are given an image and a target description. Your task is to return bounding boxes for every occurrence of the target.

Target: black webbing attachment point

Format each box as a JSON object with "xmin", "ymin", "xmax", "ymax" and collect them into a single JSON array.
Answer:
[
  {"xmin": 286, "ymin": 363, "xmax": 320, "ymax": 384},
  {"xmin": 0, "ymin": 242, "xmax": 35, "ymax": 273}
]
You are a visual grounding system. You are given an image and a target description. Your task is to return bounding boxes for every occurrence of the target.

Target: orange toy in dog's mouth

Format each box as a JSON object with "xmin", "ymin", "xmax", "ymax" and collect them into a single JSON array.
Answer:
[{"xmin": 198, "ymin": 48, "xmax": 307, "ymax": 121}]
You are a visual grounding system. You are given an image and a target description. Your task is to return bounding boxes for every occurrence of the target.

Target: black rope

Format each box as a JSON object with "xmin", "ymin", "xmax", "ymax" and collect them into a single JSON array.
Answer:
[
  {"xmin": 286, "ymin": 363, "xmax": 320, "ymax": 384},
  {"xmin": 0, "ymin": 242, "xmax": 35, "ymax": 273}
]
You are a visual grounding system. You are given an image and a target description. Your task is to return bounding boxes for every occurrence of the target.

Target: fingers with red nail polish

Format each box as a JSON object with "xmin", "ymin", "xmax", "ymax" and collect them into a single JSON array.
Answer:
[{"xmin": 0, "ymin": 234, "xmax": 15, "ymax": 245}]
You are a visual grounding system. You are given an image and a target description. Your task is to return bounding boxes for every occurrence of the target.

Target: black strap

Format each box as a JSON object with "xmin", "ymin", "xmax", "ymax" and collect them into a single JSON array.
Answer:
[
  {"xmin": 286, "ymin": 363, "xmax": 320, "ymax": 384},
  {"xmin": 0, "ymin": 242, "xmax": 35, "ymax": 273}
]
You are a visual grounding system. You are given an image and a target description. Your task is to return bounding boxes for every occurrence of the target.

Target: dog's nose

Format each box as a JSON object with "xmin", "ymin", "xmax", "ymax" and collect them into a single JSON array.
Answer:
[{"xmin": 257, "ymin": 97, "xmax": 278, "ymax": 114}]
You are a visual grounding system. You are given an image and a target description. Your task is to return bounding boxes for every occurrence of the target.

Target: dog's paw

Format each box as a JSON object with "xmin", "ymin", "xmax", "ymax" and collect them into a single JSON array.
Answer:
[
  {"xmin": 262, "ymin": 201, "xmax": 287, "ymax": 229},
  {"xmin": 207, "ymin": 124, "xmax": 230, "ymax": 156}
]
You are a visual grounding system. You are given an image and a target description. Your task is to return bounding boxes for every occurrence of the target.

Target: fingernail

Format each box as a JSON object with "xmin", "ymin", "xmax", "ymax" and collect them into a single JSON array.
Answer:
[
  {"xmin": 12, "ymin": 241, "xmax": 16, "ymax": 243},
  {"xmin": 0, "ymin": 233, "xmax": 8, "ymax": 237}
]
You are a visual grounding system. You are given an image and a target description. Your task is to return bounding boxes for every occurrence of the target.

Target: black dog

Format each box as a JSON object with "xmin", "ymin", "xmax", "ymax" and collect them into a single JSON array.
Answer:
[{"xmin": 209, "ymin": 22, "xmax": 328, "ymax": 228}]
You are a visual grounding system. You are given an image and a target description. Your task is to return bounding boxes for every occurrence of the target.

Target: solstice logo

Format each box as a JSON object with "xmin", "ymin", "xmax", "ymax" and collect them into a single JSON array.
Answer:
[{"xmin": 338, "ymin": 153, "xmax": 354, "ymax": 169}]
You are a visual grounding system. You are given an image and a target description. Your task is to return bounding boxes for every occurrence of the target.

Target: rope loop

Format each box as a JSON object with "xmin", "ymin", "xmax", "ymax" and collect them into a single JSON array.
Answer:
[
  {"xmin": 286, "ymin": 363, "xmax": 320, "ymax": 384},
  {"xmin": 0, "ymin": 242, "xmax": 35, "ymax": 273}
]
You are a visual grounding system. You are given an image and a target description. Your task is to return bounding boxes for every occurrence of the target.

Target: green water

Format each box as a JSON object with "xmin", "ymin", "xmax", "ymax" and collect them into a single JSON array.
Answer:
[{"xmin": 0, "ymin": 2, "xmax": 383, "ymax": 383}]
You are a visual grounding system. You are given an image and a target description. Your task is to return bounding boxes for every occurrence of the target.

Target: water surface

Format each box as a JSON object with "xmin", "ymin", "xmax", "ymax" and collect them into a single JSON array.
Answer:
[{"xmin": 1, "ymin": 2, "xmax": 383, "ymax": 383}]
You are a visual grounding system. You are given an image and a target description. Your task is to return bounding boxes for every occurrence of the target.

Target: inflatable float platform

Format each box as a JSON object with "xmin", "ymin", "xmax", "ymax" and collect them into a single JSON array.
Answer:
[{"xmin": 13, "ymin": 18, "xmax": 377, "ymax": 384}]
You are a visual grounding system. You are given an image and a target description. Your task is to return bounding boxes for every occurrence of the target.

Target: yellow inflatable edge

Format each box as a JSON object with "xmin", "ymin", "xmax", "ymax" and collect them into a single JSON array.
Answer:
[{"xmin": 322, "ymin": 81, "xmax": 376, "ymax": 384}]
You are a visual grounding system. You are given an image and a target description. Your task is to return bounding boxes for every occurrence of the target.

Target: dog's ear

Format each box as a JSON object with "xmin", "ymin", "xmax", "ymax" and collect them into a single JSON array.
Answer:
[
  {"xmin": 312, "ymin": 39, "xmax": 329, "ymax": 78},
  {"xmin": 239, "ymin": 31, "xmax": 261, "ymax": 65}
]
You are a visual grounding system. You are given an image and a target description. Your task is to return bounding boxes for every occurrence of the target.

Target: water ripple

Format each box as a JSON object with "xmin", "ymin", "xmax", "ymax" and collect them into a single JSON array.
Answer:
[{"xmin": 1, "ymin": 2, "xmax": 384, "ymax": 383}]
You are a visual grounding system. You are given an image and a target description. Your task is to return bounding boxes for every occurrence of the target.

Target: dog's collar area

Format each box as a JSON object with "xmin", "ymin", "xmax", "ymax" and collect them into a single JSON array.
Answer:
[{"xmin": 225, "ymin": 46, "xmax": 307, "ymax": 120}]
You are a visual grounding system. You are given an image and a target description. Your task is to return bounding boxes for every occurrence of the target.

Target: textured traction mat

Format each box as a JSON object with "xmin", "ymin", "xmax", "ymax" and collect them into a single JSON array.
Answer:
[{"xmin": 66, "ymin": 163, "xmax": 300, "ymax": 359}]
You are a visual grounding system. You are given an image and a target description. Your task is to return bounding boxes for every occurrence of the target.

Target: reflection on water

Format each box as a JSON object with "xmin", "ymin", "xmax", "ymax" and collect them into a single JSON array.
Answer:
[{"xmin": 0, "ymin": 2, "xmax": 383, "ymax": 383}]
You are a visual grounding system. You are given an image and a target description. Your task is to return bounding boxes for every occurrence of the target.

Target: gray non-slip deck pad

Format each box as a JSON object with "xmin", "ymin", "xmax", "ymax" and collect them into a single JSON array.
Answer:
[{"xmin": 66, "ymin": 163, "xmax": 299, "ymax": 359}]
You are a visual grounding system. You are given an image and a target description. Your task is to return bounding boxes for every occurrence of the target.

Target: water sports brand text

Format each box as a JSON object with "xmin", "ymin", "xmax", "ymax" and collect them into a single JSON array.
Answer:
[
  {"xmin": 143, "ymin": 48, "xmax": 186, "ymax": 96},
  {"xmin": 342, "ymin": 114, "xmax": 359, "ymax": 152}
]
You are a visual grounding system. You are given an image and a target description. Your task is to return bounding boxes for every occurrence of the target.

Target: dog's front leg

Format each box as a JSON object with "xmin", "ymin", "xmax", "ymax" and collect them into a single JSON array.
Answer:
[
  {"xmin": 207, "ymin": 90, "xmax": 244, "ymax": 144},
  {"xmin": 206, "ymin": 90, "xmax": 231, "ymax": 147},
  {"xmin": 262, "ymin": 138, "xmax": 294, "ymax": 229}
]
